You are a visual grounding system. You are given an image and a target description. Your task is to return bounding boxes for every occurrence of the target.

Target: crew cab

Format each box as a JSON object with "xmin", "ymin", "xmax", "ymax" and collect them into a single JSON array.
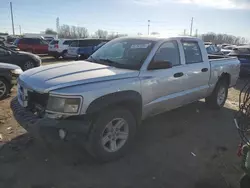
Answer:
[{"xmin": 11, "ymin": 37, "xmax": 240, "ymax": 161}]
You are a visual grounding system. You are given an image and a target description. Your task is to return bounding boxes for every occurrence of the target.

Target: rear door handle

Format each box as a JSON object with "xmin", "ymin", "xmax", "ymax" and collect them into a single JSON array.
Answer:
[
  {"xmin": 201, "ymin": 68, "xmax": 208, "ymax": 72},
  {"xmin": 174, "ymin": 72, "xmax": 184, "ymax": 78}
]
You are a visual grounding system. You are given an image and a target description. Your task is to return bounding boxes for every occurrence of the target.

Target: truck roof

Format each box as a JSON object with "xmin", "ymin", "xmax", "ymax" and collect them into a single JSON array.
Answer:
[{"xmin": 118, "ymin": 36, "xmax": 201, "ymax": 42}]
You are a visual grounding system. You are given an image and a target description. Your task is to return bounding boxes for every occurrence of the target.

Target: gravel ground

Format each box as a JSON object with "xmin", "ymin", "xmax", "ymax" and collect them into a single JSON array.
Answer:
[{"xmin": 0, "ymin": 58, "xmax": 249, "ymax": 188}]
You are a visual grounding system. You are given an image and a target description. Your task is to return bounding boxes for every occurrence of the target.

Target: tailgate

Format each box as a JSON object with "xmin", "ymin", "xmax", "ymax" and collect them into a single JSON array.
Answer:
[{"xmin": 48, "ymin": 40, "xmax": 59, "ymax": 52}]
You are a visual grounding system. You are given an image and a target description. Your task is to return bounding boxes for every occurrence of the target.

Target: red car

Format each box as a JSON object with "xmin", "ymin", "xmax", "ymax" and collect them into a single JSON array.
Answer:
[{"xmin": 13, "ymin": 38, "xmax": 48, "ymax": 54}]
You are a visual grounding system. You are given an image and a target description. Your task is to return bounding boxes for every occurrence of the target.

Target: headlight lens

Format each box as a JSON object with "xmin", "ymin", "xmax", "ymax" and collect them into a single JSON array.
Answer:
[
  {"xmin": 46, "ymin": 96, "xmax": 81, "ymax": 114},
  {"xmin": 11, "ymin": 68, "xmax": 23, "ymax": 75}
]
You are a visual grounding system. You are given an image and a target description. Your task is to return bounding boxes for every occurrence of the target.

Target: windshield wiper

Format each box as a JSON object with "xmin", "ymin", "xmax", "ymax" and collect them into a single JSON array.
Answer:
[
  {"xmin": 99, "ymin": 58, "xmax": 118, "ymax": 64},
  {"xmin": 87, "ymin": 55, "xmax": 98, "ymax": 62}
]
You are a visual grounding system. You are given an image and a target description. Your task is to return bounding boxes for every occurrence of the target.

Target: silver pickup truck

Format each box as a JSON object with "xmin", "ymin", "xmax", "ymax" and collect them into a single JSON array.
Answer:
[{"xmin": 11, "ymin": 36, "xmax": 240, "ymax": 161}]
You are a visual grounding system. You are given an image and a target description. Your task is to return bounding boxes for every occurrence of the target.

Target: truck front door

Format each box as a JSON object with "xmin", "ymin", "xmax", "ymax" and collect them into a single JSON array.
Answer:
[{"xmin": 140, "ymin": 40, "xmax": 187, "ymax": 118}]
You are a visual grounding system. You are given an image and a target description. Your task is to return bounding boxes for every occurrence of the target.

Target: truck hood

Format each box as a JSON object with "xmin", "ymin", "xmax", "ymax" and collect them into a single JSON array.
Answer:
[{"xmin": 19, "ymin": 61, "xmax": 139, "ymax": 92}]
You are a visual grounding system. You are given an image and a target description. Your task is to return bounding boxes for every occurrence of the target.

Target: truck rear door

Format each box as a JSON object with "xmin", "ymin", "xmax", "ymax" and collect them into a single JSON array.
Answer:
[{"xmin": 180, "ymin": 40, "xmax": 210, "ymax": 102}]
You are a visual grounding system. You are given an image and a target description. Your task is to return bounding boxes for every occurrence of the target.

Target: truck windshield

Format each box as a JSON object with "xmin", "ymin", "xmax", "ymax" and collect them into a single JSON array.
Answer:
[{"xmin": 88, "ymin": 38, "xmax": 156, "ymax": 70}]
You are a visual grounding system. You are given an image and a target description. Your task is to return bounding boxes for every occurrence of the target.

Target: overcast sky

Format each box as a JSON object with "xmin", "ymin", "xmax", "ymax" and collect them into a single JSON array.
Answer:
[{"xmin": 0, "ymin": 0, "xmax": 249, "ymax": 38}]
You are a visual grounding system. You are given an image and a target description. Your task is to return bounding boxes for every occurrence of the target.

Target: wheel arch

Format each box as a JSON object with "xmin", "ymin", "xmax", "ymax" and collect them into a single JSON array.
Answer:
[
  {"xmin": 219, "ymin": 72, "xmax": 231, "ymax": 86},
  {"xmin": 86, "ymin": 90, "xmax": 142, "ymax": 125}
]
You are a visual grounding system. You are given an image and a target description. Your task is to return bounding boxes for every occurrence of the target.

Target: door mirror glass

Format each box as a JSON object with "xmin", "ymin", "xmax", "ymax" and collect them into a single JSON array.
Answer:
[{"xmin": 148, "ymin": 60, "xmax": 172, "ymax": 70}]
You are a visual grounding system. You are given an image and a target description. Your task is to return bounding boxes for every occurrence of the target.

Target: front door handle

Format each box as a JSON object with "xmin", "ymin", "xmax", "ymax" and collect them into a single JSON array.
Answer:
[
  {"xmin": 201, "ymin": 68, "xmax": 208, "ymax": 72},
  {"xmin": 174, "ymin": 72, "xmax": 184, "ymax": 78}
]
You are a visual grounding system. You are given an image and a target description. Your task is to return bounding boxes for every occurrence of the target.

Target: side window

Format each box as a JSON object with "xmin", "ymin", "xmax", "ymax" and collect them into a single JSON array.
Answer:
[
  {"xmin": 26, "ymin": 38, "xmax": 35, "ymax": 44},
  {"xmin": 79, "ymin": 40, "xmax": 88, "ymax": 47},
  {"xmin": 182, "ymin": 41, "xmax": 203, "ymax": 64},
  {"xmin": 70, "ymin": 40, "xmax": 79, "ymax": 47},
  {"xmin": 40, "ymin": 39, "xmax": 48, "ymax": 45},
  {"xmin": 63, "ymin": 40, "xmax": 72, "ymax": 45},
  {"xmin": 153, "ymin": 41, "xmax": 181, "ymax": 66}
]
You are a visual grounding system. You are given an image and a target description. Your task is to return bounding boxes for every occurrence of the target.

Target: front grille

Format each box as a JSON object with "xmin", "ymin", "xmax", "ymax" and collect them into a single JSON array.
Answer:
[{"xmin": 28, "ymin": 91, "xmax": 49, "ymax": 115}]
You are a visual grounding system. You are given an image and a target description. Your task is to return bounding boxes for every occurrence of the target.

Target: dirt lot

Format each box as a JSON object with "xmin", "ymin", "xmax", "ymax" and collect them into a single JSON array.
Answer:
[{"xmin": 0, "ymin": 58, "xmax": 249, "ymax": 188}]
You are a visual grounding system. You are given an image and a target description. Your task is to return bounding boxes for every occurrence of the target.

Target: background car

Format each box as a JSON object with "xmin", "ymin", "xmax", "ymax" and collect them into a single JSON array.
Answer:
[
  {"xmin": 0, "ymin": 46, "xmax": 41, "ymax": 71},
  {"xmin": 66, "ymin": 39, "xmax": 109, "ymax": 59},
  {"xmin": 228, "ymin": 46, "xmax": 250, "ymax": 76},
  {"xmin": 0, "ymin": 62, "xmax": 22, "ymax": 100},
  {"xmin": 13, "ymin": 37, "xmax": 48, "ymax": 54},
  {"xmin": 205, "ymin": 44, "xmax": 224, "ymax": 55},
  {"xmin": 48, "ymin": 39, "xmax": 75, "ymax": 59},
  {"xmin": 221, "ymin": 45, "xmax": 236, "ymax": 55}
]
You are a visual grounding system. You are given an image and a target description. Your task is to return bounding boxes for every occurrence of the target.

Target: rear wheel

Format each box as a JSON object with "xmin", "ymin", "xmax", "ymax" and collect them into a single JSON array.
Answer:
[
  {"xmin": 23, "ymin": 60, "xmax": 35, "ymax": 71},
  {"xmin": 0, "ymin": 78, "xmax": 10, "ymax": 100},
  {"xmin": 205, "ymin": 78, "xmax": 229, "ymax": 109},
  {"xmin": 85, "ymin": 108, "xmax": 136, "ymax": 162},
  {"xmin": 61, "ymin": 51, "xmax": 67, "ymax": 59},
  {"xmin": 240, "ymin": 174, "xmax": 250, "ymax": 188}
]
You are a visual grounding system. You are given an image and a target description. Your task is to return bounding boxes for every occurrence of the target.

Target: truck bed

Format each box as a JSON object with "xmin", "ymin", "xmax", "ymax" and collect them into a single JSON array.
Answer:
[{"xmin": 209, "ymin": 56, "xmax": 240, "ymax": 88}]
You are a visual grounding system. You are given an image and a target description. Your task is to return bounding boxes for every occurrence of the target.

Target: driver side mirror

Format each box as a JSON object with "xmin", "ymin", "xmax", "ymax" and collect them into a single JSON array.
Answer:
[{"xmin": 148, "ymin": 60, "xmax": 172, "ymax": 70}]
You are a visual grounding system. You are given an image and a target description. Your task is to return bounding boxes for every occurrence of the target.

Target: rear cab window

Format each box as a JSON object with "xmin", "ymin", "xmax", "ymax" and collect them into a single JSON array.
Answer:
[{"xmin": 182, "ymin": 41, "xmax": 203, "ymax": 64}]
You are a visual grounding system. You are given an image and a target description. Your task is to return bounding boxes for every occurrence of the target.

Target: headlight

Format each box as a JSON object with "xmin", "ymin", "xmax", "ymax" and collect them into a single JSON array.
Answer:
[
  {"xmin": 46, "ymin": 96, "xmax": 82, "ymax": 114},
  {"xmin": 11, "ymin": 68, "xmax": 23, "ymax": 75}
]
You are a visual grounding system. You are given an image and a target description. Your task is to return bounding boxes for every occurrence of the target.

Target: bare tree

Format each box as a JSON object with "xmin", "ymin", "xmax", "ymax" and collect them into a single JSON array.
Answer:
[
  {"xmin": 58, "ymin": 24, "xmax": 71, "ymax": 38},
  {"xmin": 58, "ymin": 24, "xmax": 88, "ymax": 39},
  {"xmin": 201, "ymin": 32, "xmax": 249, "ymax": 45},
  {"xmin": 45, "ymin": 28, "xmax": 57, "ymax": 35},
  {"xmin": 151, "ymin": 32, "xmax": 160, "ymax": 35},
  {"xmin": 70, "ymin": 26, "xmax": 77, "ymax": 38},
  {"xmin": 77, "ymin": 27, "xmax": 88, "ymax": 38},
  {"xmin": 95, "ymin": 29, "xmax": 108, "ymax": 39}
]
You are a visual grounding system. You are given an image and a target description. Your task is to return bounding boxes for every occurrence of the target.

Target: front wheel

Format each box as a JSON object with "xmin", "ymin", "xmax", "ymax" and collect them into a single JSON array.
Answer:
[
  {"xmin": 0, "ymin": 78, "xmax": 10, "ymax": 100},
  {"xmin": 240, "ymin": 174, "xmax": 250, "ymax": 188},
  {"xmin": 22, "ymin": 60, "xmax": 35, "ymax": 71},
  {"xmin": 85, "ymin": 108, "xmax": 136, "ymax": 162},
  {"xmin": 205, "ymin": 79, "xmax": 229, "ymax": 109}
]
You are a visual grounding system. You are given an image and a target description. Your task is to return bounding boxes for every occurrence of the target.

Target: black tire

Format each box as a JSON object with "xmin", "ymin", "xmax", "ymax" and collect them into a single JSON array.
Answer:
[
  {"xmin": 240, "ymin": 174, "xmax": 250, "ymax": 188},
  {"xmin": 205, "ymin": 78, "xmax": 229, "ymax": 109},
  {"xmin": 22, "ymin": 60, "xmax": 35, "ymax": 71},
  {"xmin": 61, "ymin": 51, "xmax": 67, "ymax": 59},
  {"xmin": 0, "ymin": 78, "xmax": 10, "ymax": 100},
  {"xmin": 85, "ymin": 107, "xmax": 136, "ymax": 162},
  {"xmin": 53, "ymin": 55, "xmax": 60, "ymax": 59}
]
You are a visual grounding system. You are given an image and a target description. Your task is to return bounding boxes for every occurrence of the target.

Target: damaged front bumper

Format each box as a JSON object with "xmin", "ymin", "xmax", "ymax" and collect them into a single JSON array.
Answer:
[{"xmin": 10, "ymin": 97, "xmax": 92, "ymax": 142}]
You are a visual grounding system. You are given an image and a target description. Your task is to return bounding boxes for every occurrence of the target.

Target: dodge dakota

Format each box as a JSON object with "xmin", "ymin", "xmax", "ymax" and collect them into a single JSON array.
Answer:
[{"xmin": 11, "ymin": 36, "xmax": 240, "ymax": 161}]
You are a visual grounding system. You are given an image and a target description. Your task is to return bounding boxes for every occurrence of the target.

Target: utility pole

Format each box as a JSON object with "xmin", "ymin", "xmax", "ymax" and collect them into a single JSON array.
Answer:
[
  {"xmin": 148, "ymin": 20, "xmax": 150, "ymax": 35},
  {"xmin": 19, "ymin": 25, "xmax": 21, "ymax": 35},
  {"xmin": 190, "ymin": 17, "xmax": 193, "ymax": 36},
  {"xmin": 184, "ymin": 29, "xmax": 186, "ymax": 36},
  {"xmin": 10, "ymin": 2, "xmax": 15, "ymax": 35}
]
